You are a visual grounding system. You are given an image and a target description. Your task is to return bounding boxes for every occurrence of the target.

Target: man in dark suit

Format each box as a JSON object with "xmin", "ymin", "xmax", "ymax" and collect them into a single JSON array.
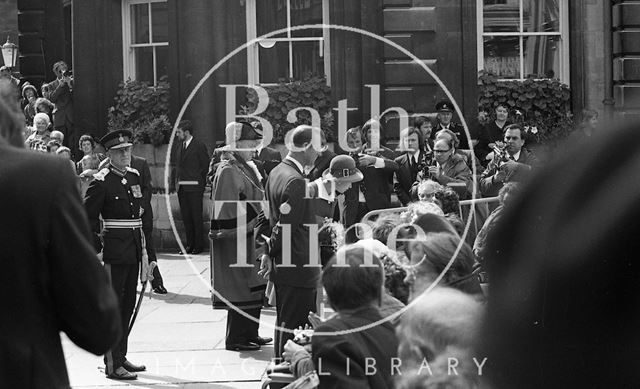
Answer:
[
  {"xmin": 175, "ymin": 120, "xmax": 209, "ymax": 254},
  {"xmin": 394, "ymin": 126, "xmax": 427, "ymax": 205},
  {"xmin": 43, "ymin": 61, "xmax": 75, "ymax": 157},
  {"xmin": 260, "ymin": 125, "xmax": 322, "ymax": 358},
  {"xmin": 250, "ymin": 120, "xmax": 282, "ymax": 176},
  {"xmin": 84, "ymin": 130, "xmax": 151, "ymax": 380},
  {"xmin": 342, "ymin": 123, "xmax": 398, "ymax": 226},
  {"xmin": 480, "ymin": 124, "xmax": 538, "ymax": 198},
  {"xmin": 0, "ymin": 82, "xmax": 121, "ymax": 388}
]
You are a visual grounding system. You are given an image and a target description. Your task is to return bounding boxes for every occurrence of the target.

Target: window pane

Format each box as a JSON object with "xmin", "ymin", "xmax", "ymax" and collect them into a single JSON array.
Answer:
[
  {"xmin": 523, "ymin": 35, "xmax": 561, "ymax": 78},
  {"xmin": 131, "ymin": 3, "xmax": 149, "ymax": 44},
  {"xmin": 259, "ymin": 41, "xmax": 290, "ymax": 83},
  {"xmin": 155, "ymin": 45, "xmax": 169, "ymax": 81},
  {"xmin": 483, "ymin": 36, "xmax": 520, "ymax": 79},
  {"xmin": 483, "ymin": 0, "xmax": 519, "ymax": 33},
  {"xmin": 256, "ymin": 0, "xmax": 288, "ymax": 36},
  {"xmin": 134, "ymin": 46, "xmax": 154, "ymax": 84},
  {"xmin": 290, "ymin": 0, "xmax": 322, "ymax": 26},
  {"xmin": 151, "ymin": 2, "xmax": 168, "ymax": 43},
  {"xmin": 292, "ymin": 40, "xmax": 324, "ymax": 80},
  {"xmin": 523, "ymin": 0, "xmax": 560, "ymax": 32}
]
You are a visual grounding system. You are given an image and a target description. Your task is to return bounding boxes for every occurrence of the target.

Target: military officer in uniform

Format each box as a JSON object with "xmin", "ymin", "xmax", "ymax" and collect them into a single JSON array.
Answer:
[
  {"xmin": 84, "ymin": 130, "xmax": 151, "ymax": 380},
  {"xmin": 433, "ymin": 99, "xmax": 477, "ymax": 151}
]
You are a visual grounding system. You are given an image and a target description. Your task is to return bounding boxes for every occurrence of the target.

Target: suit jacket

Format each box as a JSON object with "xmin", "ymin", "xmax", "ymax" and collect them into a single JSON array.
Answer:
[
  {"xmin": 394, "ymin": 152, "xmax": 423, "ymax": 205},
  {"xmin": 45, "ymin": 78, "xmax": 74, "ymax": 128},
  {"xmin": 307, "ymin": 149, "xmax": 336, "ymax": 181},
  {"xmin": 312, "ymin": 306, "xmax": 399, "ymax": 389},
  {"xmin": 258, "ymin": 146, "xmax": 282, "ymax": 176},
  {"xmin": 0, "ymin": 145, "xmax": 121, "ymax": 388},
  {"xmin": 265, "ymin": 158, "xmax": 321, "ymax": 287},
  {"xmin": 480, "ymin": 148, "xmax": 538, "ymax": 197},
  {"xmin": 344, "ymin": 146, "xmax": 398, "ymax": 211},
  {"xmin": 176, "ymin": 137, "xmax": 209, "ymax": 192}
]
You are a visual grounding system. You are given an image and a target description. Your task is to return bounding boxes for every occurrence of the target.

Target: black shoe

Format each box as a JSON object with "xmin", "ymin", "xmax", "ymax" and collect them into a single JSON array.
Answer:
[
  {"xmin": 225, "ymin": 341, "xmax": 260, "ymax": 351},
  {"xmin": 123, "ymin": 360, "xmax": 146, "ymax": 372},
  {"xmin": 178, "ymin": 247, "xmax": 192, "ymax": 255},
  {"xmin": 152, "ymin": 284, "xmax": 168, "ymax": 294},
  {"xmin": 107, "ymin": 366, "xmax": 137, "ymax": 380},
  {"xmin": 190, "ymin": 248, "xmax": 203, "ymax": 255},
  {"xmin": 250, "ymin": 336, "xmax": 273, "ymax": 345}
]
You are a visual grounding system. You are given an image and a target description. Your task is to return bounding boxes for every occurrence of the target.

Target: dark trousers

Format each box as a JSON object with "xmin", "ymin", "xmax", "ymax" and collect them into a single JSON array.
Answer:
[
  {"xmin": 55, "ymin": 123, "xmax": 78, "ymax": 160},
  {"xmin": 178, "ymin": 188, "xmax": 204, "ymax": 251},
  {"xmin": 103, "ymin": 263, "xmax": 139, "ymax": 374},
  {"xmin": 143, "ymin": 225, "xmax": 164, "ymax": 287},
  {"xmin": 226, "ymin": 307, "xmax": 261, "ymax": 345},
  {"xmin": 274, "ymin": 284, "xmax": 317, "ymax": 358}
]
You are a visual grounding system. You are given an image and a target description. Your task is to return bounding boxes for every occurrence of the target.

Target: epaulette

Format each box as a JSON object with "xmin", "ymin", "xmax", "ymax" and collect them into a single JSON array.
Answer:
[
  {"xmin": 126, "ymin": 166, "xmax": 140, "ymax": 176},
  {"xmin": 93, "ymin": 168, "xmax": 110, "ymax": 181}
]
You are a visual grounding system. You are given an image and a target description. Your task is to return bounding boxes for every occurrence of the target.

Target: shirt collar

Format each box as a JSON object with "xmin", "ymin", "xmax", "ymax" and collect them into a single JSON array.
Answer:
[
  {"xmin": 184, "ymin": 135, "xmax": 193, "ymax": 148},
  {"xmin": 412, "ymin": 150, "xmax": 421, "ymax": 160},
  {"xmin": 285, "ymin": 155, "xmax": 305, "ymax": 175},
  {"xmin": 510, "ymin": 149, "xmax": 521, "ymax": 161}
]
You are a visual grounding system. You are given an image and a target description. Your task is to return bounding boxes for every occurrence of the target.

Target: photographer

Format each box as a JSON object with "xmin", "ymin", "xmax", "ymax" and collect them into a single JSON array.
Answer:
[
  {"xmin": 479, "ymin": 124, "xmax": 538, "ymax": 198},
  {"xmin": 44, "ymin": 61, "xmax": 75, "ymax": 159},
  {"xmin": 342, "ymin": 125, "xmax": 398, "ymax": 226}
]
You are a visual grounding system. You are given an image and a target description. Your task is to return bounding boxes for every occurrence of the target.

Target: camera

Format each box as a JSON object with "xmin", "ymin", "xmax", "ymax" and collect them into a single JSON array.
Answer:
[{"xmin": 62, "ymin": 70, "xmax": 73, "ymax": 78}]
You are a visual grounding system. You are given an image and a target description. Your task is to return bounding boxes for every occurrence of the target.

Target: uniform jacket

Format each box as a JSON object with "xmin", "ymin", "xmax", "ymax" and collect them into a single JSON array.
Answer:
[
  {"xmin": 480, "ymin": 148, "xmax": 538, "ymax": 197},
  {"xmin": 265, "ymin": 158, "xmax": 322, "ymax": 287},
  {"xmin": 84, "ymin": 165, "xmax": 144, "ymax": 264},
  {"xmin": 0, "ymin": 145, "xmax": 121, "ymax": 388},
  {"xmin": 312, "ymin": 306, "xmax": 399, "ymax": 389},
  {"xmin": 45, "ymin": 78, "xmax": 74, "ymax": 128},
  {"xmin": 175, "ymin": 137, "xmax": 209, "ymax": 192}
]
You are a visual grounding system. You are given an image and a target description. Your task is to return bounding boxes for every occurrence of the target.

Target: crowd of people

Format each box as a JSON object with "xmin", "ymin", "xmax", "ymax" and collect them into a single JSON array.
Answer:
[{"xmin": 5, "ymin": 68, "xmax": 637, "ymax": 389}]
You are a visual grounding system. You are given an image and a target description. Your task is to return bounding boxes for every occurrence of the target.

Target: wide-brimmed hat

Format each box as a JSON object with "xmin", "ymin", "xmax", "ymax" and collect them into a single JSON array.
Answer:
[
  {"xmin": 322, "ymin": 155, "xmax": 364, "ymax": 183},
  {"xmin": 100, "ymin": 130, "xmax": 133, "ymax": 150}
]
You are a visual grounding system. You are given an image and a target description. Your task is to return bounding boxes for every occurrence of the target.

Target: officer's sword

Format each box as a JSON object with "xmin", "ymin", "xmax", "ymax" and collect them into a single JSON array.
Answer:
[{"xmin": 128, "ymin": 261, "xmax": 156, "ymax": 334}]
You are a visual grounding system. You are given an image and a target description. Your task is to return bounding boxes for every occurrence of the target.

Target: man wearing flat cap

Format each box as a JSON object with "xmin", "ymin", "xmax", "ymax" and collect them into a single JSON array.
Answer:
[
  {"xmin": 434, "ymin": 99, "xmax": 477, "ymax": 151},
  {"xmin": 260, "ymin": 125, "xmax": 323, "ymax": 357},
  {"xmin": 84, "ymin": 130, "xmax": 151, "ymax": 380}
]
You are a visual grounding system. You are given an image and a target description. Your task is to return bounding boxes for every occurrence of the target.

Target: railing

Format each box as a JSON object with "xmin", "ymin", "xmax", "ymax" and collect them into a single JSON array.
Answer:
[{"xmin": 361, "ymin": 196, "xmax": 501, "ymax": 239}]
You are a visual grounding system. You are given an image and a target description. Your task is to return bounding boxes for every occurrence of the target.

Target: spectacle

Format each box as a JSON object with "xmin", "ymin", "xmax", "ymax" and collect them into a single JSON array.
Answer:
[
  {"xmin": 504, "ymin": 136, "xmax": 520, "ymax": 141},
  {"xmin": 433, "ymin": 149, "xmax": 451, "ymax": 153}
]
